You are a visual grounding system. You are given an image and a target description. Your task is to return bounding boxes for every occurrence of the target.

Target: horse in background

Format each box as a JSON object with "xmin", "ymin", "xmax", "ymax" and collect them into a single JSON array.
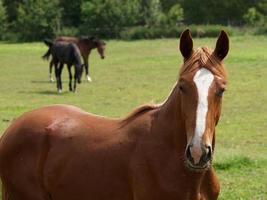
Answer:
[
  {"xmin": 0, "ymin": 30, "xmax": 229, "ymax": 200},
  {"xmin": 46, "ymin": 36, "xmax": 106, "ymax": 82},
  {"xmin": 43, "ymin": 39, "xmax": 84, "ymax": 93}
]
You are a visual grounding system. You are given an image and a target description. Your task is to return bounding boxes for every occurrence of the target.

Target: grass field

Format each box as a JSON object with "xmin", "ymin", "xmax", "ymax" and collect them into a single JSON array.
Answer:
[{"xmin": 0, "ymin": 35, "xmax": 267, "ymax": 199}]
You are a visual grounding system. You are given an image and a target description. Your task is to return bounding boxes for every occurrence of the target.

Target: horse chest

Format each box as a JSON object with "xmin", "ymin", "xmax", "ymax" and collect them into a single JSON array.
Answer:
[{"xmin": 130, "ymin": 144, "xmax": 205, "ymax": 200}]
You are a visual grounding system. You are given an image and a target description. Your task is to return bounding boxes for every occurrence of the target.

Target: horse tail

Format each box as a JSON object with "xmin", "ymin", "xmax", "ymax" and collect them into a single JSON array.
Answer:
[
  {"xmin": 42, "ymin": 39, "xmax": 53, "ymax": 60},
  {"xmin": 43, "ymin": 39, "xmax": 53, "ymax": 47}
]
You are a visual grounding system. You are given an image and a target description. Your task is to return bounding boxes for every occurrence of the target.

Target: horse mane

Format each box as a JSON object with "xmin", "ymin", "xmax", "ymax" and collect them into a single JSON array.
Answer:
[
  {"xmin": 80, "ymin": 36, "xmax": 97, "ymax": 42},
  {"xmin": 120, "ymin": 103, "xmax": 158, "ymax": 125},
  {"xmin": 79, "ymin": 36, "xmax": 106, "ymax": 45},
  {"xmin": 180, "ymin": 47, "xmax": 227, "ymax": 78}
]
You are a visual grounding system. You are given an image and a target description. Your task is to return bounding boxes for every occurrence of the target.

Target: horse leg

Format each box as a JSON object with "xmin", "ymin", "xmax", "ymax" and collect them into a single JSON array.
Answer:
[
  {"xmin": 74, "ymin": 70, "xmax": 77, "ymax": 93},
  {"xmin": 54, "ymin": 63, "xmax": 61, "ymax": 94},
  {"xmin": 67, "ymin": 65, "xmax": 73, "ymax": 91},
  {"xmin": 58, "ymin": 63, "xmax": 64, "ymax": 92},
  {"xmin": 74, "ymin": 64, "xmax": 81, "ymax": 93},
  {"xmin": 83, "ymin": 55, "xmax": 91, "ymax": 82},
  {"xmin": 49, "ymin": 61, "xmax": 54, "ymax": 82}
]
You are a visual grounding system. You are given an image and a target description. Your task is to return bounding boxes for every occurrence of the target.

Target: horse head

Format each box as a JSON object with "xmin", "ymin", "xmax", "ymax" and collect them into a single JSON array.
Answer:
[
  {"xmin": 90, "ymin": 36, "xmax": 106, "ymax": 59},
  {"xmin": 76, "ymin": 63, "xmax": 85, "ymax": 84},
  {"xmin": 178, "ymin": 29, "xmax": 229, "ymax": 170}
]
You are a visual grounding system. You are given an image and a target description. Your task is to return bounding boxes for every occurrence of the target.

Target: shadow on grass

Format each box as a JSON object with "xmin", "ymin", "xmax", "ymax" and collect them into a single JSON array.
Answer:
[
  {"xmin": 31, "ymin": 80, "xmax": 53, "ymax": 84},
  {"xmin": 36, "ymin": 90, "xmax": 70, "ymax": 95},
  {"xmin": 214, "ymin": 156, "xmax": 256, "ymax": 171},
  {"xmin": 31, "ymin": 80, "xmax": 69, "ymax": 84},
  {"xmin": 1, "ymin": 118, "xmax": 16, "ymax": 123},
  {"xmin": 18, "ymin": 90, "xmax": 70, "ymax": 95}
]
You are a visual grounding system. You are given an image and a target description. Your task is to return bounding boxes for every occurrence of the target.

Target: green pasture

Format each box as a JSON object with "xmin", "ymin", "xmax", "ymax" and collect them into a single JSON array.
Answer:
[{"xmin": 0, "ymin": 35, "xmax": 266, "ymax": 199}]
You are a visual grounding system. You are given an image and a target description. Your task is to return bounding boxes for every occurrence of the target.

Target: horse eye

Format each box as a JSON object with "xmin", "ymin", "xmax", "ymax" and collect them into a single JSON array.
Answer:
[
  {"xmin": 216, "ymin": 88, "xmax": 225, "ymax": 97},
  {"xmin": 179, "ymin": 84, "xmax": 185, "ymax": 92}
]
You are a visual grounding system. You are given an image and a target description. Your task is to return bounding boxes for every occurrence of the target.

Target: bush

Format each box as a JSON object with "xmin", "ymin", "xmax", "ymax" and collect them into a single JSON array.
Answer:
[
  {"xmin": 120, "ymin": 26, "xmax": 161, "ymax": 40},
  {"xmin": 120, "ymin": 25, "xmax": 236, "ymax": 40},
  {"xmin": 243, "ymin": 7, "xmax": 265, "ymax": 26},
  {"xmin": 57, "ymin": 26, "xmax": 79, "ymax": 37},
  {"xmin": 255, "ymin": 24, "xmax": 267, "ymax": 35},
  {"xmin": 14, "ymin": 0, "xmax": 61, "ymax": 41},
  {"xmin": 188, "ymin": 25, "xmax": 234, "ymax": 37},
  {"xmin": 138, "ymin": 0, "xmax": 162, "ymax": 26},
  {"xmin": 80, "ymin": 0, "xmax": 140, "ymax": 38},
  {"xmin": 0, "ymin": 0, "xmax": 6, "ymax": 40},
  {"xmin": 167, "ymin": 4, "xmax": 183, "ymax": 25}
]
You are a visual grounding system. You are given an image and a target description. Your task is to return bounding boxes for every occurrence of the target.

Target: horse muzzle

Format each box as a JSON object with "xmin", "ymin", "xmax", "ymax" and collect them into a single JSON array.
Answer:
[{"xmin": 185, "ymin": 143, "xmax": 212, "ymax": 170}]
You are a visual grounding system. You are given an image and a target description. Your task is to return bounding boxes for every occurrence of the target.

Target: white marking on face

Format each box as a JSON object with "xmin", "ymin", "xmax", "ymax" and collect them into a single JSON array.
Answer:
[{"xmin": 191, "ymin": 68, "xmax": 214, "ymax": 163}]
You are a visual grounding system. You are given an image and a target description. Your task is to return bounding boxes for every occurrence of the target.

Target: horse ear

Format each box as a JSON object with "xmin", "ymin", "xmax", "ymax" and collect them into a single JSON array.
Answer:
[
  {"xmin": 214, "ymin": 30, "xmax": 229, "ymax": 60},
  {"xmin": 179, "ymin": 29, "xmax": 193, "ymax": 59}
]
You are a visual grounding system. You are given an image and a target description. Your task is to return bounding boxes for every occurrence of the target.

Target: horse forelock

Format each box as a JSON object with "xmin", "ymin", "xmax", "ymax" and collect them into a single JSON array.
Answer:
[{"xmin": 179, "ymin": 47, "xmax": 227, "ymax": 79}]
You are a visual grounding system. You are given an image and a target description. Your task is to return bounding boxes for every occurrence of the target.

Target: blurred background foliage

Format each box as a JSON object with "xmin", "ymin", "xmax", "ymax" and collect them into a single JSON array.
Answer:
[{"xmin": 0, "ymin": 0, "xmax": 267, "ymax": 41}]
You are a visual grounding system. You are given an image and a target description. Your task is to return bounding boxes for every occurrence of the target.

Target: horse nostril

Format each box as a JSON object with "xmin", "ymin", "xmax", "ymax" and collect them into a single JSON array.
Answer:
[
  {"xmin": 203, "ymin": 145, "xmax": 212, "ymax": 162},
  {"xmin": 185, "ymin": 145, "xmax": 193, "ymax": 161}
]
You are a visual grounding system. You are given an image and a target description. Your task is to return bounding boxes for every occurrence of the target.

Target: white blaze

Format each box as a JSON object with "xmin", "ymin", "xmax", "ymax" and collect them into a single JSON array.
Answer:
[{"xmin": 191, "ymin": 68, "xmax": 214, "ymax": 163}]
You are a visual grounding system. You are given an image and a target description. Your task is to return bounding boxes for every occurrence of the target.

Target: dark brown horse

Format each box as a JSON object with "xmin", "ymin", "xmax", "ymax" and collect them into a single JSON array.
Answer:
[
  {"xmin": 43, "ymin": 40, "xmax": 84, "ymax": 93},
  {"xmin": 47, "ymin": 36, "xmax": 106, "ymax": 82},
  {"xmin": 0, "ymin": 29, "xmax": 229, "ymax": 200}
]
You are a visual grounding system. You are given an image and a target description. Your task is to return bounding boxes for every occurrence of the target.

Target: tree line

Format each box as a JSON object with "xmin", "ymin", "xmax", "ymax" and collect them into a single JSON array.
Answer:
[{"xmin": 0, "ymin": 0, "xmax": 266, "ymax": 41}]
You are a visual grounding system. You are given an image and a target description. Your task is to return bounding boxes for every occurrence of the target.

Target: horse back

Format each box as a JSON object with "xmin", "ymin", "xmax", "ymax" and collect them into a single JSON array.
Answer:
[
  {"xmin": 51, "ymin": 42, "xmax": 81, "ymax": 66},
  {"xmin": 55, "ymin": 36, "xmax": 78, "ymax": 44},
  {"xmin": 55, "ymin": 36, "xmax": 92, "ymax": 58}
]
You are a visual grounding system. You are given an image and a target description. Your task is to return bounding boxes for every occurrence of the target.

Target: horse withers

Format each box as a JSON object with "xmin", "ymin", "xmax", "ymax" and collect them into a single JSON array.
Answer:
[
  {"xmin": 47, "ymin": 36, "xmax": 106, "ymax": 82},
  {"xmin": 43, "ymin": 40, "xmax": 83, "ymax": 93},
  {"xmin": 0, "ymin": 29, "xmax": 229, "ymax": 200}
]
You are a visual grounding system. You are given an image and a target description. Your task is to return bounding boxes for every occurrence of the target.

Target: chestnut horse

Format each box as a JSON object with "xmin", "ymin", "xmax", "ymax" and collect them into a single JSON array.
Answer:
[
  {"xmin": 47, "ymin": 36, "xmax": 106, "ymax": 82},
  {"xmin": 0, "ymin": 29, "xmax": 229, "ymax": 200}
]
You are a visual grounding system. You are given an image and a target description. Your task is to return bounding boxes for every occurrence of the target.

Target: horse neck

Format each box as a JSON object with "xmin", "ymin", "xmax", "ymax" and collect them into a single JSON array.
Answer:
[
  {"xmin": 154, "ymin": 84, "xmax": 187, "ymax": 151},
  {"xmin": 78, "ymin": 39, "xmax": 96, "ymax": 52}
]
